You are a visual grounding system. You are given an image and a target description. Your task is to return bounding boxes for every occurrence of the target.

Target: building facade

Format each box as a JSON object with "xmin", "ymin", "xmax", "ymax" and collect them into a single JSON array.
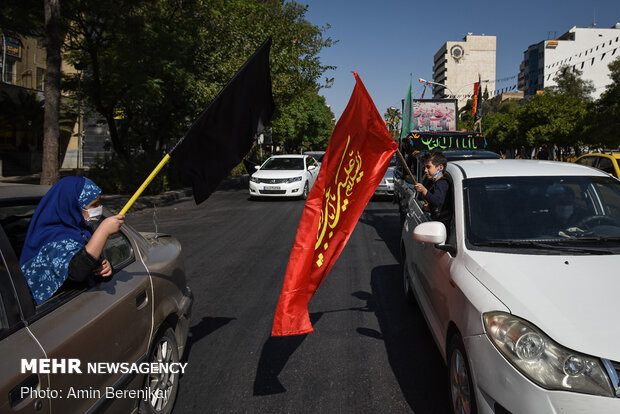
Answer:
[
  {"xmin": 519, "ymin": 23, "xmax": 620, "ymax": 99},
  {"xmin": 432, "ymin": 34, "xmax": 497, "ymax": 108},
  {"xmin": 0, "ymin": 33, "xmax": 111, "ymax": 176}
]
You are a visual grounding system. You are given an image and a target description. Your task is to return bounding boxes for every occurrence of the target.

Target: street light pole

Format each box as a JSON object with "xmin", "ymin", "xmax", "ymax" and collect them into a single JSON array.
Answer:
[
  {"xmin": 419, "ymin": 78, "xmax": 489, "ymax": 103},
  {"xmin": 418, "ymin": 78, "xmax": 455, "ymax": 98}
]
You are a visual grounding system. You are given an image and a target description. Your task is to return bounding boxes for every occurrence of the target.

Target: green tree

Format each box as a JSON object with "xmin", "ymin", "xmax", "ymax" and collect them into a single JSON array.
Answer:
[
  {"xmin": 547, "ymin": 65, "xmax": 595, "ymax": 101},
  {"xmin": 64, "ymin": 0, "xmax": 335, "ymax": 161},
  {"xmin": 516, "ymin": 93, "xmax": 589, "ymax": 158},
  {"xmin": 271, "ymin": 91, "xmax": 334, "ymax": 151},
  {"xmin": 383, "ymin": 106, "xmax": 401, "ymax": 140},
  {"xmin": 590, "ymin": 58, "xmax": 620, "ymax": 148}
]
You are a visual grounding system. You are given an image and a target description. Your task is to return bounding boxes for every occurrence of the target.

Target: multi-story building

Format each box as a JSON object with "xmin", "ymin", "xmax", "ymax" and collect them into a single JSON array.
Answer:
[
  {"xmin": 519, "ymin": 23, "xmax": 620, "ymax": 99},
  {"xmin": 432, "ymin": 34, "xmax": 497, "ymax": 108},
  {"xmin": 0, "ymin": 33, "xmax": 111, "ymax": 175}
]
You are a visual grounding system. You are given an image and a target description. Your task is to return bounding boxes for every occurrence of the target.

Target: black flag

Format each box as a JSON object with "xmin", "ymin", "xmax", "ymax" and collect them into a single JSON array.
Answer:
[{"xmin": 171, "ymin": 37, "xmax": 275, "ymax": 204}]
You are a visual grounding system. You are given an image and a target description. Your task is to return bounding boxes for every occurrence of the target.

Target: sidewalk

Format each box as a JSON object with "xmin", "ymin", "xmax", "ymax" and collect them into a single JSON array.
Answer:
[{"xmin": 0, "ymin": 171, "xmax": 250, "ymax": 214}]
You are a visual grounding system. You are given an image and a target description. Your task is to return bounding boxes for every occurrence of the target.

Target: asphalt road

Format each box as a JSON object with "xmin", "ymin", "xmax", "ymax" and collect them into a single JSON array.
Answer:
[{"xmin": 125, "ymin": 188, "xmax": 450, "ymax": 413}]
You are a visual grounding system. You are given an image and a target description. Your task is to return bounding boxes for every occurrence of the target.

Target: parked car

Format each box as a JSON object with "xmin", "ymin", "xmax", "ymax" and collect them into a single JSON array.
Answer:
[
  {"xmin": 574, "ymin": 152, "xmax": 620, "ymax": 179},
  {"xmin": 303, "ymin": 151, "xmax": 326, "ymax": 164},
  {"xmin": 400, "ymin": 159, "xmax": 620, "ymax": 413},
  {"xmin": 374, "ymin": 153, "xmax": 398, "ymax": 197},
  {"xmin": 0, "ymin": 183, "xmax": 192, "ymax": 414},
  {"xmin": 249, "ymin": 154, "xmax": 320, "ymax": 199},
  {"xmin": 393, "ymin": 149, "xmax": 501, "ymax": 224}
]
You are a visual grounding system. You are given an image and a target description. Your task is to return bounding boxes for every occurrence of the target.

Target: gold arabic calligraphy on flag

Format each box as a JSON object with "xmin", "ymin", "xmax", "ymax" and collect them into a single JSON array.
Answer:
[{"xmin": 314, "ymin": 136, "xmax": 363, "ymax": 268}]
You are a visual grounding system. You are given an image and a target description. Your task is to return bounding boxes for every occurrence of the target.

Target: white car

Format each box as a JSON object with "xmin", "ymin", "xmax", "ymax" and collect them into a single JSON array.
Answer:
[
  {"xmin": 401, "ymin": 159, "xmax": 620, "ymax": 413},
  {"xmin": 374, "ymin": 154, "xmax": 397, "ymax": 197},
  {"xmin": 249, "ymin": 154, "xmax": 319, "ymax": 199}
]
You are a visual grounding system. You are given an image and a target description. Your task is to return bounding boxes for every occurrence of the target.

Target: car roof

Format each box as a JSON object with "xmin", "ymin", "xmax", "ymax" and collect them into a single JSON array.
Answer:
[
  {"xmin": 0, "ymin": 183, "xmax": 49, "ymax": 201},
  {"xmin": 268, "ymin": 154, "xmax": 307, "ymax": 159},
  {"xmin": 577, "ymin": 152, "xmax": 620, "ymax": 160},
  {"xmin": 449, "ymin": 159, "xmax": 610, "ymax": 179},
  {"xmin": 414, "ymin": 149, "xmax": 500, "ymax": 160}
]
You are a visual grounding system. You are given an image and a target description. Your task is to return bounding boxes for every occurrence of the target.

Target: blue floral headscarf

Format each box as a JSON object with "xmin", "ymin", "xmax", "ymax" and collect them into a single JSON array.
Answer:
[{"xmin": 20, "ymin": 177, "xmax": 101, "ymax": 305}]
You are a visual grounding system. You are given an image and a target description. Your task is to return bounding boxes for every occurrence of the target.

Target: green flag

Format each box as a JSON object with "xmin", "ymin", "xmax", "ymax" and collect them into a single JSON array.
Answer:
[{"xmin": 400, "ymin": 74, "xmax": 413, "ymax": 140}]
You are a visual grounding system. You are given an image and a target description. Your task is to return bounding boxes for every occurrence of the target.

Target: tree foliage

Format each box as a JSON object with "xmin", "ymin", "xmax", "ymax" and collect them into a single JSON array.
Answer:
[
  {"xmin": 383, "ymin": 106, "xmax": 401, "ymax": 140},
  {"xmin": 62, "ymin": 0, "xmax": 335, "ymax": 167},
  {"xmin": 481, "ymin": 63, "xmax": 620, "ymax": 158}
]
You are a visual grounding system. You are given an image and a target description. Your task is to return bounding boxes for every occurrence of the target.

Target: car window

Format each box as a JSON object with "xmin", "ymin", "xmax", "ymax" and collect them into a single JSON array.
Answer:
[
  {"xmin": 576, "ymin": 156, "xmax": 597, "ymax": 167},
  {"xmin": 261, "ymin": 157, "xmax": 304, "ymax": 170},
  {"xmin": 102, "ymin": 232, "xmax": 134, "ymax": 271},
  {"xmin": 465, "ymin": 176, "xmax": 620, "ymax": 245},
  {"xmin": 0, "ymin": 203, "xmax": 39, "ymax": 259},
  {"xmin": 597, "ymin": 157, "xmax": 615, "ymax": 175}
]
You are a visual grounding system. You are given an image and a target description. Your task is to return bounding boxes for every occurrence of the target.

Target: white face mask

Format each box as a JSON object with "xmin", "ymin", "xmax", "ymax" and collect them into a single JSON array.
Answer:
[
  {"xmin": 555, "ymin": 205, "xmax": 573, "ymax": 220},
  {"xmin": 84, "ymin": 205, "xmax": 103, "ymax": 223}
]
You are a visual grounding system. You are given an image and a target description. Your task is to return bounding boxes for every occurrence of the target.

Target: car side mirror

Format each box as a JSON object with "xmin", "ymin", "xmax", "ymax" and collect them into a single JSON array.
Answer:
[
  {"xmin": 254, "ymin": 165, "xmax": 260, "ymax": 170},
  {"xmin": 413, "ymin": 222, "xmax": 456, "ymax": 255},
  {"xmin": 308, "ymin": 165, "xmax": 317, "ymax": 171},
  {"xmin": 413, "ymin": 222, "xmax": 446, "ymax": 244}
]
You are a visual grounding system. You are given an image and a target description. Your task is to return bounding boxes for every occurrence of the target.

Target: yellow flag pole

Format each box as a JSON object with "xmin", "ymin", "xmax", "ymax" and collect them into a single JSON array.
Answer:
[{"xmin": 119, "ymin": 153, "xmax": 171, "ymax": 215}]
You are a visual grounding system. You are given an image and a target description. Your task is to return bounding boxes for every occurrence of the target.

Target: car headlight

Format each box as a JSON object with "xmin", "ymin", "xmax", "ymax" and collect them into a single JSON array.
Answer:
[
  {"xmin": 483, "ymin": 312, "xmax": 614, "ymax": 397},
  {"xmin": 250, "ymin": 176, "xmax": 260, "ymax": 183},
  {"xmin": 286, "ymin": 176, "xmax": 302, "ymax": 183}
]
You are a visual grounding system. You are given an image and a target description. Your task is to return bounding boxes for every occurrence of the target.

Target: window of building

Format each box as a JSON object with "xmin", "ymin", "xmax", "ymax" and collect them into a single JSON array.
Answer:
[
  {"xmin": 3, "ymin": 59, "xmax": 16, "ymax": 84},
  {"xmin": 591, "ymin": 58, "xmax": 595, "ymax": 66},
  {"xmin": 36, "ymin": 67, "xmax": 45, "ymax": 90}
]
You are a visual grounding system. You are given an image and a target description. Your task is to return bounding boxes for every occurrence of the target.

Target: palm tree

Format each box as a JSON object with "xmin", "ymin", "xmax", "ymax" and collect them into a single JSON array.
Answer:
[{"xmin": 384, "ymin": 106, "xmax": 402, "ymax": 140}]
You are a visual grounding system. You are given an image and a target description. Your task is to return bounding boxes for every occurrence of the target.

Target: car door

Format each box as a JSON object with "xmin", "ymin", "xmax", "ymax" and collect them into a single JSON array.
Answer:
[
  {"xmin": 23, "ymin": 226, "xmax": 153, "ymax": 413},
  {"xmin": 0, "ymin": 229, "xmax": 51, "ymax": 414},
  {"xmin": 306, "ymin": 157, "xmax": 319, "ymax": 187},
  {"xmin": 406, "ymin": 174, "xmax": 457, "ymax": 342}
]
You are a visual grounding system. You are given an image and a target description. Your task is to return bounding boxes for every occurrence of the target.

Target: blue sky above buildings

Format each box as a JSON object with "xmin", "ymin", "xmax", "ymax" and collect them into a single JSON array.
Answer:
[{"xmin": 303, "ymin": 0, "xmax": 620, "ymax": 120}]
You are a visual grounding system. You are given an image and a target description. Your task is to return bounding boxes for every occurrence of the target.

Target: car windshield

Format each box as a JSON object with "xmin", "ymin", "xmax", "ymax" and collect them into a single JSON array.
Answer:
[
  {"xmin": 465, "ymin": 176, "xmax": 620, "ymax": 251},
  {"xmin": 261, "ymin": 157, "xmax": 304, "ymax": 170}
]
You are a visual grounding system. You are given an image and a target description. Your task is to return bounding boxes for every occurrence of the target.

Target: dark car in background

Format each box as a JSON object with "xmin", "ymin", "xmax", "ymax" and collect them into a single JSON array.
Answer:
[
  {"xmin": 393, "ymin": 149, "xmax": 501, "ymax": 224},
  {"xmin": 0, "ymin": 183, "xmax": 192, "ymax": 414}
]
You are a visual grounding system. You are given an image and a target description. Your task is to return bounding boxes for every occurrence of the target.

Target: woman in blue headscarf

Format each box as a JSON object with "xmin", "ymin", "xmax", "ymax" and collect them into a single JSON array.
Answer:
[{"xmin": 19, "ymin": 176, "xmax": 125, "ymax": 305}]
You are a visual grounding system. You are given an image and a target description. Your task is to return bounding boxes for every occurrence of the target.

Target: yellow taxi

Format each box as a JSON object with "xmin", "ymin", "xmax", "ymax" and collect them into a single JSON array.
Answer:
[{"xmin": 574, "ymin": 152, "xmax": 620, "ymax": 179}]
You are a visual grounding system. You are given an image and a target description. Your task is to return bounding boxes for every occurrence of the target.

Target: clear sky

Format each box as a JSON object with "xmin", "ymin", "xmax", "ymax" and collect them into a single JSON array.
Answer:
[{"xmin": 303, "ymin": 0, "xmax": 620, "ymax": 120}]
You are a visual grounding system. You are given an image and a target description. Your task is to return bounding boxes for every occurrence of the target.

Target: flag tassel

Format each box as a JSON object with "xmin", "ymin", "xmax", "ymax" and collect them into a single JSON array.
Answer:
[{"xmin": 119, "ymin": 153, "xmax": 171, "ymax": 215}]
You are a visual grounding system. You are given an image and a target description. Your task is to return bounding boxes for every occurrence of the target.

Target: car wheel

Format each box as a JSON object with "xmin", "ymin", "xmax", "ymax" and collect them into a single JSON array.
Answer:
[
  {"xmin": 139, "ymin": 326, "xmax": 180, "ymax": 414},
  {"xmin": 402, "ymin": 256, "xmax": 415, "ymax": 304},
  {"xmin": 300, "ymin": 182, "xmax": 309, "ymax": 200},
  {"xmin": 448, "ymin": 334, "xmax": 477, "ymax": 414}
]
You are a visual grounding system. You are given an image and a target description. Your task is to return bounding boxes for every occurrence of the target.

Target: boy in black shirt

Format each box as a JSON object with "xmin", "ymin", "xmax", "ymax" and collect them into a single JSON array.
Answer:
[{"xmin": 414, "ymin": 151, "xmax": 451, "ymax": 228}]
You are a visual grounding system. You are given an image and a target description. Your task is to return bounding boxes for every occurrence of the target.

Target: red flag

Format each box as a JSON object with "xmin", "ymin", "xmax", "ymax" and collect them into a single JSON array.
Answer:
[
  {"xmin": 271, "ymin": 72, "xmax": 397, "ymax": 336},
  {"xmin": 471, "ymin": 81, "xmax": 480, "ymax": 118}
]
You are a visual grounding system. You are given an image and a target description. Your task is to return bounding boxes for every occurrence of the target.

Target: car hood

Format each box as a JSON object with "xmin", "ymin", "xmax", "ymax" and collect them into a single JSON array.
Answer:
[
  {"xmin": 465, "ymin": 250, "xmax": 620, "ymax": 361},
  {"xmin": 252, "ymin": 169, "xmax": 305, "ymax": 179}
]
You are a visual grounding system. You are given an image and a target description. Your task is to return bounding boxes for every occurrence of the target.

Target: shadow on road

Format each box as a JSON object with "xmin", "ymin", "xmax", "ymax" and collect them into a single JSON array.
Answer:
[
  {"xmin": 253, "ymin": 313, "xmax": 323, "ymax": 396},
  {"xmin": 358, "ymin": 207, "xmax": 401, "ymax": 264},
  {"xmin": 356, "ymin": 264, "xmax": 451, "ymax": 414},
  {"xmin": 183, "ymin": 316, "xmax": 236, "ymax": 361}
]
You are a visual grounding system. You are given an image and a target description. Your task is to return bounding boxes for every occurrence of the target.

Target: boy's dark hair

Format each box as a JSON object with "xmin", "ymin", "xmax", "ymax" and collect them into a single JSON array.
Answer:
[{"xmin": 422, "ymin": 150, "xmax": 448, "ymax": 169}]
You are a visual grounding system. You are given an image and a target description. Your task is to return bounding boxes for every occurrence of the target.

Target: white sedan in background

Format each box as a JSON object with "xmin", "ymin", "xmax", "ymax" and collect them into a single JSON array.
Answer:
[
  {"xmin": 249, "ymin": 154, "xmax": 319, "ymax": 199},
  {"xmin": 401, "ymin": 159, "xmax": 620, "ymax": 413}
]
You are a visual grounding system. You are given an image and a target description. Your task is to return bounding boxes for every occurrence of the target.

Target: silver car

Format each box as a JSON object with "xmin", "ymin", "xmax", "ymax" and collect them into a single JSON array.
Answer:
[{"xmin": 0, "ymin": 183, "xmax": 192, "ymax": 414}]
